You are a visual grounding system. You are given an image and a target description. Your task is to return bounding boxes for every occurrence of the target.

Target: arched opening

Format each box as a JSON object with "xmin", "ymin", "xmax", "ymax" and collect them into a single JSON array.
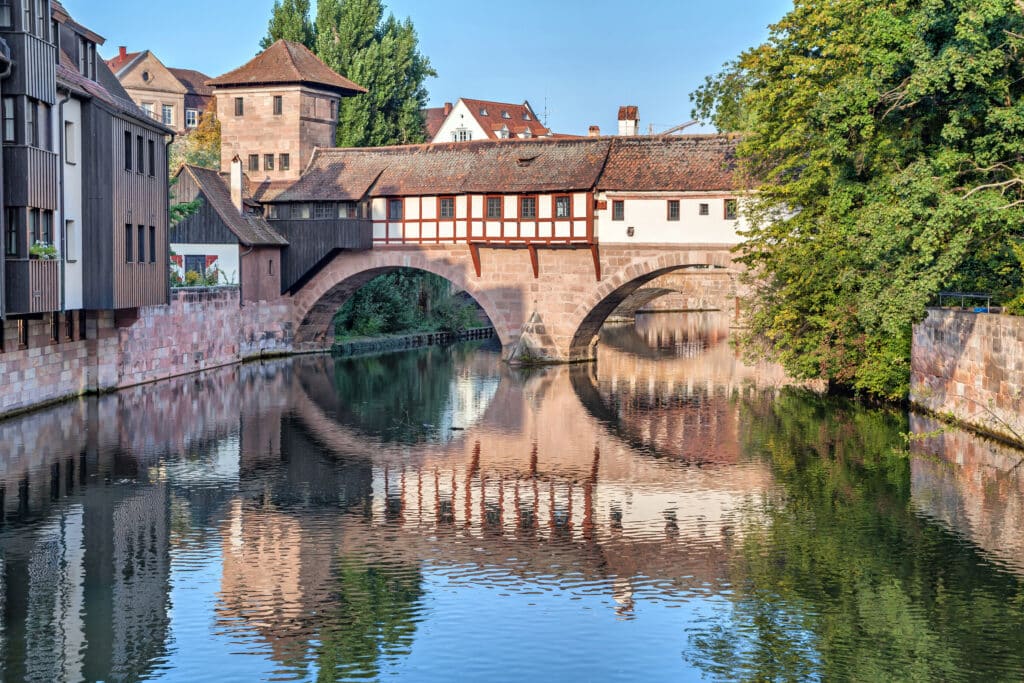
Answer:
[{"xmin": 295, "ymin": 266, "xmax": 503, "ymax": 348}]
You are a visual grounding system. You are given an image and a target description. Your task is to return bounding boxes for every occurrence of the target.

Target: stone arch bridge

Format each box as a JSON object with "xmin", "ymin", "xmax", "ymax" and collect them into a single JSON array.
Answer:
[{"xmin": 291, "ymin": 243, "xmax": 740, "ymax": 363}]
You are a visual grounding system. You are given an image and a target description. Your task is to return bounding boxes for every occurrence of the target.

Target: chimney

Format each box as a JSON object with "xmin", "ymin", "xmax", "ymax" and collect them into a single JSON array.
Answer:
[
  {"xmin": 443, "ymin": 101, "xmax": 453, "ymax": 116},
  {"xmin": 230, "ymin": 156, "xmax": 244, "ymax": 213},
  {"xmin": 588, "ymin": 125, "xmax": 601, "ymax": 137},
  {"xmin": 119, "ymin": 46, "xmax": 127, "ymax": 60},
  {"xmin": 617, "ymin": 105, "xmax": 639, "ymax": 136}
]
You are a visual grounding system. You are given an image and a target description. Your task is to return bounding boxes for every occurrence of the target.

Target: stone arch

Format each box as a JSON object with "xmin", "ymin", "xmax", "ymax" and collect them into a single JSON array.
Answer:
[
  {"xmin": 565, "ymin": 249, "xmax": 739, "ymax": 361},
  {"xmin": 291, "ymin": 249, "xmax": 510, "ymax": 349}
]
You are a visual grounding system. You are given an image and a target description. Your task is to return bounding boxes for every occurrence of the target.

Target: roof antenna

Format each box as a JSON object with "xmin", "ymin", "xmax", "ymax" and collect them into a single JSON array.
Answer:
[{"xmin": 543, "ymin": 92, "xmax": 549, "ymax": 128}]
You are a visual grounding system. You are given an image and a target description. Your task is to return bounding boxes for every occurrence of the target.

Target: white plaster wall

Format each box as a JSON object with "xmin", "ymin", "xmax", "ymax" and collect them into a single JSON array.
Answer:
[
  {"xmin": 171, "ymin": 243, "xmax": 240, "ymax": 284},
  {"xmin": 597, "ymin": 194, "xmax": 746, "ymax": 245},
  {"xmin": 431, "ymin": 100, "xmax": 489, "ymax": 143},
  {"xmin": 62, "ymin": 98, "xmax": 84, "ymax": 310}
]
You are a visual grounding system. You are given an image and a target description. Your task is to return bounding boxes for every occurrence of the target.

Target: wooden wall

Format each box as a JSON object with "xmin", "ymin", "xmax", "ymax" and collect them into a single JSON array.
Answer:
[
  {"xmin": 271, "ymin": 218, "xmax": 372, "ymax": 293},
  {"xmin": 3, "ymin": 146, "xmax": 58, "ymax": 209},
  {"xmin": 241, "ymin": 246, "xmax": 282, "ymax": 303},
  {"xmin": 169, "ymin": 173, "xmax": 238, "ymax": 245}
]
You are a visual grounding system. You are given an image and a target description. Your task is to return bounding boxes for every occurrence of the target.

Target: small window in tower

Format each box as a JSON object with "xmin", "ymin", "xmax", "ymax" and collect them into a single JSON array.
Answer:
[
  {"xmin": 667, "ymin": 200, "xmax": 680, "ymax": 221},
  {"xmin": 279, "ymin": 153, "xmax": 290, "ymax": 171},
  {"xmin": 234, "ymin": 97, "xmax": 244, "ymax": 116},
  {"xmin": 264, "ymin": 154, "xmax": 274, "ymax": 171},
  {"xmin": 248, "ymin": 154, "xmax": 259, "ymax": 172},
  {"xmin": 699, "ymin": 203, "xmax": 709, "ymax": 216},
  {"xmin": 273, "ymin": 95, "xmax": 283, "ymax": 116}
]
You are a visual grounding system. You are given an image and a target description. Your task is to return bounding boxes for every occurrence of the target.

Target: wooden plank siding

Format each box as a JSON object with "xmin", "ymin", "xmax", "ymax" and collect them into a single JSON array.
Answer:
[
  {"xmin": 2, "ymin": 146, "xmax": 58, "ymax": 209},
  {"xmin": 1, "ymin": 33, "xmax": 57, "ymax": 104},
  {"xmin": 81, "ymin": 103, "xmax": 169, "ymax": 309},
  {"xmin": 5, "ymin": 259, "xmax": 60, "ymax": 314},
  {"xmin": 271, "ymin": 218, "xmax": 372, "ymax": 293},
  {"xmin": 169, "ymin": 172, "xmax": 240, "ymax": 245}
]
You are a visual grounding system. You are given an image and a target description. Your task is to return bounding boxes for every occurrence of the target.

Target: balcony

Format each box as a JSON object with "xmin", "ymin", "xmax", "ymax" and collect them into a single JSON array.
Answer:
[
  {"xmin": 5, "ymin": 258, "xmax": 60, "ymax": 315},
  {"xmin": 271, "ymin": 218, "xmax": 373, "ymax": 292},
  {"xmin": 3, "ymin": 146, "xmax": 59, "ymax": 209}
]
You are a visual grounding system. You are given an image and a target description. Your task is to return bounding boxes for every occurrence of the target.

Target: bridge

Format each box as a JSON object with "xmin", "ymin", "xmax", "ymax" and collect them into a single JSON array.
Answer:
[{"xmin": 229, "ymin": 134, "xmax": 747, "ymax": 363}]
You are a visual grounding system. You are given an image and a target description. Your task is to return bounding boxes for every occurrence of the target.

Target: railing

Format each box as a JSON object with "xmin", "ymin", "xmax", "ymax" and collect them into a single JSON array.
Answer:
[
  {"xmin": 5, "ymin": 258, "xmax": 60, "ymax": 314},
  {"xmin": 935, "ymin": 292, "xmax": 993, "ymax": 312}
]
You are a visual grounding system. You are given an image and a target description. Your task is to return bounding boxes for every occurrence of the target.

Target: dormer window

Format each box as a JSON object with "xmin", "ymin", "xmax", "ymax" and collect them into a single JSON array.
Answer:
[
  {"xmin": 77, "ymin": 37, "xmax": 96, "ymax": 80},
  {"xmin": 501, "ymin": 111, "xmax": 510, "ymax": 119},
  {"xmin": 479, "ymin": 107, "xmax": 488, "ymax": 116},
  {"xmin": 523, "ymin": 112, "xmax": 531, "ymax": 121}
]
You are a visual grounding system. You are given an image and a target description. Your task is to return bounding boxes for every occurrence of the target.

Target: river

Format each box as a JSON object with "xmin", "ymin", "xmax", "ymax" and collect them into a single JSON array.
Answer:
[{"xmin": 0, "ymin": 312, "xmax": 1023, "ymax": 682}]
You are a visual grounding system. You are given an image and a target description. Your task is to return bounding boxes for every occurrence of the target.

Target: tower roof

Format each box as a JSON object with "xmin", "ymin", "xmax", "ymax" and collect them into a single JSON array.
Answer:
[{"xmin": 207, "ymin": 40, "xmax": 366, "ymax": 96}]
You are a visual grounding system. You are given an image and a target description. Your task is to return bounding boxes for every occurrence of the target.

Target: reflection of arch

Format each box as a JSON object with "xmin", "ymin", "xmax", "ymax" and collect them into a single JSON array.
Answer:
[
  {"xmin": 568, "ymin": 252, "xmax": 738, "ymax": 360},
  {"xmin": 293, "ymin": 257, "xmax": 505, "ymax": 347}
]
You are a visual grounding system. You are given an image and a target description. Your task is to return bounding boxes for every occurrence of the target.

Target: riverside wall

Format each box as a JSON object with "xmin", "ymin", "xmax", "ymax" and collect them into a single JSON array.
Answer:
[
  {"xmin": 911, "ymin": 309, "xmax": 1024, "ymax": 445},
  {"xmin": 0, "ymin": 287, "xmax": 294, "ymax": 419}
]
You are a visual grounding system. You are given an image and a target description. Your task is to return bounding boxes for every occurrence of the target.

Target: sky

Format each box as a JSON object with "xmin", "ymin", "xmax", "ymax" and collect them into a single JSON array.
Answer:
[{"xmin": 62, "ymin": 0, "xmax": 792, "ymax": 136}]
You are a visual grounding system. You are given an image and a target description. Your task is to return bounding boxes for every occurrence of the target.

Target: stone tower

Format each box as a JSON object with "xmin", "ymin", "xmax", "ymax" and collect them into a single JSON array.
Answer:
[{"xmin": 207, "ymin": 40, "xmax": 366, "ymax": 182}]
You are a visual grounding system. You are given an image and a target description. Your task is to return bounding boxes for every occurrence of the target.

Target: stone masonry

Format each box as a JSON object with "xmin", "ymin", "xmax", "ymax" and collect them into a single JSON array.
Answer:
[
  {"xmin": 911, "ymin": 309, "xmax": 1024, "ymax": 444},
  {"xmin": 0, "ymin": 287, "xmax": 294, "ymax": 419}
]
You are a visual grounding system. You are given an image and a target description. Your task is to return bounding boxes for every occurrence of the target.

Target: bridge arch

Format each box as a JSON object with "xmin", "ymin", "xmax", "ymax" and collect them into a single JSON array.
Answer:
[
  {"xmin": 565, "ymin": 249, "xmax": 739, "ymax": 361},
  {"xmin": 291, "ymin": 249, "xmax": 510, "ymax": 349}
]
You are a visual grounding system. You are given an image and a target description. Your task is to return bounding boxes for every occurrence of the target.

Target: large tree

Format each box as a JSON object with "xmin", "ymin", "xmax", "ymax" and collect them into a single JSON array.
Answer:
[
  {"xmin": 261, "ymin": 0, "xmax": 315, "ymax": 49},
  {"xmin": 694, "ymin": 0, "xmax": 1024, "ymax": 399},
  {"xmin": 315, "ymin": 0, "xmax": 434, "ymax": 146}
]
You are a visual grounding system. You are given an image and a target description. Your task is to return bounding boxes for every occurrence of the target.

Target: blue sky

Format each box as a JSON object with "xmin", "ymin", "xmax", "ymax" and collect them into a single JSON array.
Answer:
[{"xmin": 63, "ymin": 0, "xmax": 791, "ymax": 136}]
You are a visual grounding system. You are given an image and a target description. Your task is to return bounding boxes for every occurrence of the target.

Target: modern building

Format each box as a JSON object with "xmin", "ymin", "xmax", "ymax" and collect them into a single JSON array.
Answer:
[
  {"xmin": 423, "ymin": 98, "xmax": 552, "ymax": 143},
  {"xmin": 0, "ymin": 1, "xmax": 173, "ymax": 353},
  {"xmin": 106, "ymin": 47, "xmax": 213, "ymax": 133}
]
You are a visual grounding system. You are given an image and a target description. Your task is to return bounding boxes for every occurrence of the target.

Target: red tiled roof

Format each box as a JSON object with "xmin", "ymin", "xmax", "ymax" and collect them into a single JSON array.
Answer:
[
  {"xmin": 597, "ymin": 135, "xmax": 739, "ymax": 192},
  {"xmin": 169, "ymin": 68, "xmax": 214, "ymax": 111},
  {"xmin": 177, "ymin": 166, "xmax": 288, "ymax": 246},
  {"xmin": 105, "ymin": 50, "xmax": 141, "ymax": 74},
  {"xmin": 207, "ymin": 40, "xmax": 366, "ymax": 96},
  {"xmin": 422, "ymin": 107, "xmax": 446, "ymax": 139},
  {"xmin": 460, "ymin": 98, "xmax": 549, "ymax": 140},
  {"xmin": 618, "ymin": 106, "xmax": 639, "ymax": 121}
]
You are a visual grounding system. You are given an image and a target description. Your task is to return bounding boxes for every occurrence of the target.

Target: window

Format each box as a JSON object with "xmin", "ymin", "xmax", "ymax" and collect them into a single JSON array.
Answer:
[
  {"xmin": 125, "ymin": 224, "xmax": 133, "ymax": 262},
  {"xmin": 248, "ymin": 154, "xmax": 259, "ymax": 172},
  {"xmin": 41, "ymin": 210, "xmax": 52, "ymax": 245},
  {"xmin": 185, "ymin": 109, "xmax": 198, "ymax": 128},
  {"xmin": 36, "ymin": 0, "xmax": 46, "ymax": 38},
  {"xmin": 18, "ymin": 319, "xmax": 28, "ymax": 348},
  {"xmin": 124, "ymin": 131, "xmax": 132, "ymax": 170},
  {"xmin": 667, "ymin": 200, "xmax": 680, "ymax": 221},
  {"xmin": 137, "ymin": 225, "xmax": 145, "ymax": 263},
  {"xmin": 2, "ymin": 97, "xmax": 15, "ymax": 143},
  {"xmin": 273, "ymin": 95, "xmax": 283, "ymax": 115},
  {"xmin": 5, "ymin": 208, "xmax": 18, "ymax": 256},
  {"xmin": 501, "ymin": 111, "xmax": 510, "ymax": 119},
  {"xmin": 26, "ymin": 99, "xmax": 37, "ymax": 147},
  {"xmin": 234, "ymin": 97, "xmax": 244, "ymax": 116},
  {"xmin": 51, "ymin": 19, "xmax": 58, "ymax": 58},
  {"xmin": 65, "ymin": 311, "xmax": 74, "ymax": 341},
  {"xmin": 149, "ymin": 226, "xmax": 156, "ymax": 263},
  {"xmin": 161, "ymin": 104, "xmax": 173, "ymax": 126},
  {"xmin": 555, "ymin": 195, "xmax": 571, "ymax": 219},
  {"xmin": 520, "ymin": 196, "xmax": 537, "ymax": 219},
  {"xmin": 338, "ymin": 201, "xmax": 357, "ymax": 219},
  {"xmin": 486, "ymin": 196, "xmax": 502, "ymax": 219},
  {"xmin": 29, "ymin": 208, "xmax": 39, "ymax": 244},
  {"xmin": 64, "ymin": 121, "xmax": 75, "ymax": 163},
  {"xmin": 0, "ymin": 1, "xmax": 11, "ymax": 28},
  {"xmin": 479, "ymin": 107, "xmax": 488, "ymax": 116},
  {"xmin": 523, "ymin": 112, "xmax": 531, "ymax": 121},
  {"xmin": 612, "ymin": 200, "xmax": 625, "ymax": 221},
  {"xmin": 38, "ymin": 102, "xmax": 50, "ymax": 150},
  {"xmin": 141, "ymin": 102, "xmax": 155, "ymax": 119},
  {"xmin": 65, "ymin": 220, "xmax": 75, "ymax": 261},
  {"xmin": 264, "ymin": 154, "xmax": 274, "ymax": 171},
  {"xmin": 148, "ymin": 140, "xmax": 156, "ymax": 176},
  {"xmin": 724, "ymin": 199, "xmax": 738, "ymax": 220},
  {"xmin": 87, "ymin": 43, "xmax": 96, "ymax": 79},
  {"xmin": 453, "ymin": 127, "xmax": 471, "ymax": 142},
  {"xmin": 50, "ymin": 313, "xmax": 59, "ymax": 344},
  {"xmin": 314, "ymin": 202, "xmax": 334, "ymax": 219},
  {"xmin": 279, "ymin": 153, "xmax": 290, "ymax": 171},
  {"xmin": 22, "ymin": 0, "xmax": 29, "ymax": 34},
  {"xmin": 388, "ymin": 198, "xmax": 403, "ymax": 220},
  {"xmin": 268, "ymin": 259, "xmax": 274, "ymax": 276},
  {"xmin": 699, "ymin": 202, "xmax": 709, "ymax": 216},
  {"xmin": 439, "ymin": 197, "xmax": 455, "ymax": 219},
  {"xmin": 136, "ymin": 135, "xmax": 144, "ymax": 172}
]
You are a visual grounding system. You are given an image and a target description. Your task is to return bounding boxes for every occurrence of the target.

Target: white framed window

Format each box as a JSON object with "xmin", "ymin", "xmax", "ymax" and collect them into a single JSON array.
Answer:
[
  {"xmin": 161, "ymin": 105, "xmax": 174, "ymax": 126},
  {"xmin": 141, "ymin": 102, "xmax": 155, "ymax": 119},
  {"xmin": 314, "ymin": 202, "xmax": 334, "ymax": 219},
  {"xmin": 64, "ymin": 121, "xmax": 75, "ymax": 164},
  {"xmin": 185, "ymin": 109, "xmax": 198, "ymax": 128}
]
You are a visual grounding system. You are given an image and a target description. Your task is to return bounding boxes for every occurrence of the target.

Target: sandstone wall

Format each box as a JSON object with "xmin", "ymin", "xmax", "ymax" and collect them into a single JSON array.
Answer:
[
  {"xmin": 911, "ymin": 309, "xmax": 1024, "ymax": 444},
  {"xmin": 0, "ymin": 287, "xmax": 294, "ymax": 419}
]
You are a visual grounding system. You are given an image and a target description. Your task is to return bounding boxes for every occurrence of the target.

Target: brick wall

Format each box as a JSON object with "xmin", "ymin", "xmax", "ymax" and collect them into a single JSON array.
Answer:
[
  {"xmin": 0, "ymin": 287, "xmax": 294, "ymax": 419},
  {"xmin": 911, "ymin": 309, "xmax": 1024, "ymax": 444}
]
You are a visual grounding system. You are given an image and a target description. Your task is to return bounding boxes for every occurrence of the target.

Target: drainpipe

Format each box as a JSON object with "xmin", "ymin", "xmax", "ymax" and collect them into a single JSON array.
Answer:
[
  {"xmin": 165, "ymin": 132, "xmax": 175, "ymax": 305},
  {"xmin": 58, "ymin": 88, "xmax": 71, "ymax": 314}
]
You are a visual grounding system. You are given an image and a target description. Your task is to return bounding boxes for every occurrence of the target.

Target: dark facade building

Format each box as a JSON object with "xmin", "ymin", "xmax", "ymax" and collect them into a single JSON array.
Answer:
[{"xmin": 0, "ymin": 1, "xmax": 172, "ymax": 351}]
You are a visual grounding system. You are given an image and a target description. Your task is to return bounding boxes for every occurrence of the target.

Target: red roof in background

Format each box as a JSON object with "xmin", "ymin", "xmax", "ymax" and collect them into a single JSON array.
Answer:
[
  {"xmin": 105, "ymin": 50, "xmax": 141, "ymax": 74},
  {"xmin": 460, "ymin": 98, "xmax": 550, "ymax": 140},
  {"xmin": 598, "ymin": 135, "xmax": 739, "ymax": 192},
  {"xmin": 423, "ymin": 107, "xmax": 446, "ymax": 139},
  {"xmin": 618, "ymin": 105, "xmax": 639, "ymax": 121},
  {"xmin": 169, "ymin": 67, "xmax": 215, "ymax": 111},
  {"xmin": 207, "ymin": 40, "xmax": 366, "ymax": 96}
]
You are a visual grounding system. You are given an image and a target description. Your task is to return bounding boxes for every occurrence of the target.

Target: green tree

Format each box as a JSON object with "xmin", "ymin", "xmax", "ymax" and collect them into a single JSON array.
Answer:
[
  {"xmin": 261, "ymin": 0, "xmax": 314, "ymax": 49},
  {"xmin": 315, "ymin": 0, "xmax": 435, "ymax": 146},
  {"xmin": 693, "ymin": 0, "xmax": 1024, "ymax": 399}
]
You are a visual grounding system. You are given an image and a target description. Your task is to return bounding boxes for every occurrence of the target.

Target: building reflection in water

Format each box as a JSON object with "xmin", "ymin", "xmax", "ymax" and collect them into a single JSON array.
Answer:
[{"xmin": 0, "ymin": 313, "xmax": 1022, "ymax": 679}]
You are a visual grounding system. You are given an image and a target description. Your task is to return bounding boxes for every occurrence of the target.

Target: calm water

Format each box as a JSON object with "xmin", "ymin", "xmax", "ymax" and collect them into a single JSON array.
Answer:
[{"xmin": 1, "ymin": 312, "xmax": 1024, "ymax": 682}]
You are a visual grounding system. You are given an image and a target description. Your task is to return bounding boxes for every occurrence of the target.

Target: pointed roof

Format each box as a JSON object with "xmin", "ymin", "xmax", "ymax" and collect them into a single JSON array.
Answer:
[
  {"xmin": 105, "ymin": 50, "xmax": 143, "ymax": 75},
  {"xmin": 176, "ymin": 165, "xmax": 289, "ymax": 247},
  {"xmin": 207, "ymin": 40, "xmax": 366, "ymax": 96}
]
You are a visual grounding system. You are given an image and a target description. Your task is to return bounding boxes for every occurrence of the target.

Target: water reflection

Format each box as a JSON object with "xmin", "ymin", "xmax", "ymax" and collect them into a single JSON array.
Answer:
[{"xmin": 0, "ymin": 314, "xmax": 1022, "ymax": 681}]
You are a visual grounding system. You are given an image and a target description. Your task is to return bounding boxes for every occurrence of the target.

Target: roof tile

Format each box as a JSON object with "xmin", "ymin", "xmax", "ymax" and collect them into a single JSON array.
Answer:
[
  {"xmin": 179, "ymin": 165, "xmax": 289, "ymax": 246},
  {"xmin": 207, "ymin": 40, "xmax": 366, "ymax": 95}
]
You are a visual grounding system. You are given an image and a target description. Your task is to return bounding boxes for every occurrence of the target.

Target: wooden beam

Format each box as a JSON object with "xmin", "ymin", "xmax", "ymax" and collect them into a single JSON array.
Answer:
[
  {"xmin": 590, "ymin": 243, "xmax": 601, "ymax": 281},
  {"xmin": 469, "ymin": 242, "xmax": 482, "ymax": 277},
  {"xmin": 527, "ymin": 244, "xmax": 539, "ymax": 278}
]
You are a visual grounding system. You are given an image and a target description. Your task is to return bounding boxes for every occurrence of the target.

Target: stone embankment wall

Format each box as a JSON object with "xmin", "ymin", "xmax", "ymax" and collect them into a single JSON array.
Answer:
[
  {"xmin": 0, "ymin": 287, "xmax": 294, "ymax": 419},
  {"xmin": 911, "ymin": 309, "xmax": 1024, "ymax": 444}
]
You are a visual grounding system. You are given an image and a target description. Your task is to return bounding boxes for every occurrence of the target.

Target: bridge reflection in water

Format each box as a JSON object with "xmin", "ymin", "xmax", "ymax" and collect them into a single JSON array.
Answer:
[{"xmin": 1, "ymin": 314, "xmax": 1024, "ymax": 680}]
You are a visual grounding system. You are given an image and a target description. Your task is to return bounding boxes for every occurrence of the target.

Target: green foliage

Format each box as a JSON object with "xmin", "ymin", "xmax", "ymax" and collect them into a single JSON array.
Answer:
[
  {"xmin": 29, "ymin": 241, "xmax": 58, "ymax": 260},
  {"xmin": 261, "ymin": 0, "xmax": 314, "ymax": 49},
  {"xmin": 334, "ymin": 270, "xmax": 481, "ymax": 339},
  {"xmin": 1005, "ymin": 240, "xmax": 1024, "ymax": 314},
  {"xmin": 692, "ymin": 0, "xmax": 1024, "ymax": 399},
  {"xmin": 169, "ymin": 103, "xmax": 221, "ymax": 171},
  {"xmin": 169, "ymin": 176, "xmax": 203, "ymax": 227}
]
